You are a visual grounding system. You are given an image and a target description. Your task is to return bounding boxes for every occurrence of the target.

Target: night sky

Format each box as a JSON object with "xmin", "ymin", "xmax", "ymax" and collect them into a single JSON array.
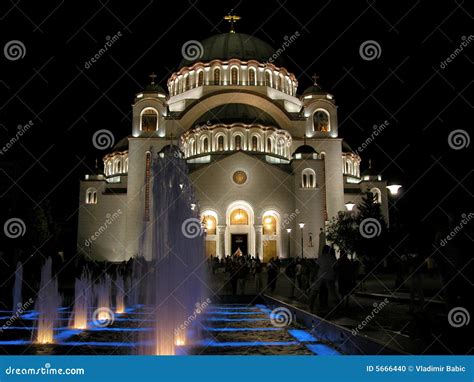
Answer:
[{"xmin": 0, "ymin": 1, "xmax": 472, "ymax": 255}]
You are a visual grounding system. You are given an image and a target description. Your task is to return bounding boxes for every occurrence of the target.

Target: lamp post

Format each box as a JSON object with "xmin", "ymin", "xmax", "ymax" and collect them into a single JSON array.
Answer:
[
  {"xmin": 299, "ymin": 222, "xmax": 305, "ymax": 259},
  {"xmin": 345, "ymin": 202, "xmax": 356, "ymax": 212},
  {"xmin": 286, "ymin": 228, "xmax": 292, "ymax": 258}
]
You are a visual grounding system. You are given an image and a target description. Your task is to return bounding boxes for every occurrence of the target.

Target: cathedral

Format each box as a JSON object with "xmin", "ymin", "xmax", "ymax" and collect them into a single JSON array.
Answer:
[{"xmin": 77, "ymin": 23, "xmax": 390, "ymax": 262}]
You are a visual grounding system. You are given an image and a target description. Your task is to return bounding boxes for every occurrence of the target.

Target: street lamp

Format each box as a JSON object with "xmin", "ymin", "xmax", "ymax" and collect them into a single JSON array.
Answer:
[
  {"xmin": 286, "ymin": 228, "xmax": 292, "ymax": 258},
  {"xmin": 299, "ymin": 222, "xmax": 305, "ymax": 259},
  {"xmin": 386, "ymin": 184, "xmax": 402, "ymax": 196},
  {"xmin": 345, "ymin": 202, "xmax": 356, "ymax": 211}
]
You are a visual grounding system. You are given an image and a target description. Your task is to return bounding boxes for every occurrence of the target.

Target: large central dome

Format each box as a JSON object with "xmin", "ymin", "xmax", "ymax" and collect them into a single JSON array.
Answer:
[{"xmin": 180, "ymin": 33, "xmax": 283, "ymax": 68}]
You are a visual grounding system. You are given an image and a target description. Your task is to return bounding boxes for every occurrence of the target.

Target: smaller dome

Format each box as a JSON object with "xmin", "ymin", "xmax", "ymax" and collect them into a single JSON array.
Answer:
[
  {"xmin": 361, "ymin": 160, "xmax": 380, "ymax": 176},
  {"xmin": 302, "ymin": 84, "xmax": 324, "ymax": 95},
  {"xmin": 159, "ymin": 144, "xmax": 184, "ymax": 157},
  {"xmin": 144, "ymin": 82, "xmax": 166, "ymax": 94},
  {"xmin": 112, "ymin": 136, "xmax": 129, "ymax": 151},
  {"xmin": 342, "ymin": 141, "xmax": 354, "ymax": 153},
  {"xmin": 293, "ymin": 145, "xmax": 317, "ymax": 155}
]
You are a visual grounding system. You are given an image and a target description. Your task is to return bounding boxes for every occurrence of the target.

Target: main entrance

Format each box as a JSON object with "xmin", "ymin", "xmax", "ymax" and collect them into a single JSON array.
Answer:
[{"xmin": 231, "ymin": 234, "xmax": 248, "ymax": 256}]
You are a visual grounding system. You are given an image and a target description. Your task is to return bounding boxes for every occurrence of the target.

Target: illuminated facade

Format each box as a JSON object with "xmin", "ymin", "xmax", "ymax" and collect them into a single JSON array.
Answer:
[{"xmin": 77, "ymin": 31, "xmax": 389, "ymax": 262}]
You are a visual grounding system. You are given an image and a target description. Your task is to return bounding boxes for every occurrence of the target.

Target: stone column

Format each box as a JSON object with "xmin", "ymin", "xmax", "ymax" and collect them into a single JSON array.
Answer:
[
  {"xmin": 217, "ymin": 225, "xmax": 226, "ymax": 259},
  {"xmin": 254, "ymin": 224, "xmax": 263, "ymax": 261}
]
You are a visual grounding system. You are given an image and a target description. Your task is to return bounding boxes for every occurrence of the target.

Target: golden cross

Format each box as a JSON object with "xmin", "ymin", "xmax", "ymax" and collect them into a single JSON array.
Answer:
[
  {"xmin": 149, "ymin": 72, "xmax": 157, "ymax": 84},
  {"xmin": 312, "ymin": 73, "xmax": 320, "ymax": 85},
  {"xmin": 224, "ymin": 12, "xmax": 241, "ymax": 34}
]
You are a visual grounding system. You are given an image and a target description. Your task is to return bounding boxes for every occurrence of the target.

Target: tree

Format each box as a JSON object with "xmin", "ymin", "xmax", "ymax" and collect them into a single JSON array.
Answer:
[
  {"xmin": 326, "ymin": 211, "xmax": 359, "ymax": 258},
  {"xmin": 355, "ymin": 191, "xmax": 388, "ymax": 268}
]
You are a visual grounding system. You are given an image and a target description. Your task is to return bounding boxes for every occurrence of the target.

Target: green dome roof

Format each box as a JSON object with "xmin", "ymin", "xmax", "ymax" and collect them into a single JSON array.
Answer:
[
  {"xmin": 180, "ymin": 33, "xmax": 283, "ymax": 68},
  {"xmin": 293, "ymin": 145, "xmax": 317, "ymax": 155}
]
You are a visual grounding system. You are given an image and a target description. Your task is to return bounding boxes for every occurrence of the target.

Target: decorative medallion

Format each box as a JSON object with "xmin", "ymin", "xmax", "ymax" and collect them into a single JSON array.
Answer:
[{"xmin": 232, "ymin": 170, "xmax": 247, "ymax": 185}]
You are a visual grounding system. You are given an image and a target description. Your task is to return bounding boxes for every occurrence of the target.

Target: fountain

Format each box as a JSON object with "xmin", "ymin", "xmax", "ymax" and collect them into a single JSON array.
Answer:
[
  {"xmin": 95, "ymin": 274, "xmax": 112, "ymax": 321},
  {"xmin": 115, "ymin": 272, "xmax": 125, "ymax": 314},
  {"xmin": 70, "ymin": 271, "xmax": 91, "ymax": 330},
  {"xmin": 33, "ymin": 257, "xmax": 62, "ymax": 344},
  {"xmin": 139, "ymin": 145, "xmax": 207, "ymax": 355},
  {"xmin": 12, "ymin": 262, "xmax": 23, "ymax": 312}
]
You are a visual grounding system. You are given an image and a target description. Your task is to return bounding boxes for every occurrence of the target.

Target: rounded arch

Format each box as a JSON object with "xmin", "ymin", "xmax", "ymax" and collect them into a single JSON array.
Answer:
[
  {"xmin": 225, "ymin": 200, "xmax": 256, "ymax": 257},
  {"xmin": 370, "ymin": 187, "xmax": 382, "ymax": 204},
  {"xmin": 140, "ymin": 107, "xmax": 159, "ymax": 132},
  {"xmin": 302, "ymin": 168, "xmax": 317, "ymax": 188},
  {"xmin": 85, "ymin": 187, "xmax": 98, "ymax": 204},
  {"xmin": 313, "ymin": 108, "xmax": 331, "ymax": 133},
  {"xmin": 179, "ymin": 92, "xmax": 292, "ymax": 130}
]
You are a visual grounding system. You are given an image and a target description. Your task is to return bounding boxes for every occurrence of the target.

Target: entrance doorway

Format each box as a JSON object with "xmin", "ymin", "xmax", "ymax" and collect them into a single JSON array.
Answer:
[{"xmin": 231, "ymin": 234, "xmax": 248, "ymax": 256}]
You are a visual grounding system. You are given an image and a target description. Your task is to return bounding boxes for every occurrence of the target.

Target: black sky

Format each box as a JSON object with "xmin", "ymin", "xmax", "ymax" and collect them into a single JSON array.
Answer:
[{"xmin": 0, "ymin": 0, "xmax": 472, "ymax": 254}]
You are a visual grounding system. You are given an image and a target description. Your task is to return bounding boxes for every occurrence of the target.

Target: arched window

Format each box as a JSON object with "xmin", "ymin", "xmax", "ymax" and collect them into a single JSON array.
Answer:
[
  {"xmin": 278, "ymin": 138, "xmax": 285, "ymax": 156},
  {"xmin": 267, "ymin": 137, "xmax": 272, "ymax": 152},
  {"xmin": 231, "ymin": 67, "xmax": 238, "ymax": 85},
  {"xmin": 370, "ymin": 187, "xmax": 382, "ymax": 204},
  {"xmin": 230, "ymin": 209, "xmax": 248, "ymax": 225},
  {"xmin": 313, "ymin": 110, "xmax": 330, "ymax": 132},
  {"xmin": 141, "ymin": 108, "xmax": 158, "ymax": 132},
  {"xmin": 116, "ymin": 159, "xmax": 121, "ymax": 173},
  {"xmin": 275, "ymin": 75, "xmax": 280, "ymax": 90},
  {"xmin": 265, "ymin": 71, "xmax": 271, "ymax": 87},
  {"xmin": 320, "ymin": 152, "xmax": 326, "ymax": 160},
  {"xmin": 262, "ymin": 215, "xmax": 277, "ymax": 235},
  {"xmin": 185, "ymin": 75, "xmax": 190, "ymax": 91},
  {"xmin": 203, "ymin": 137, "xmax": 209, "ymax": 153},
  {"xmin": 198, "ymin": 71, "xmax": 204, "ymax": 86},
  {"xmin": 251, "ymin": 136, "xmax": 258, "ymax": 151},
  {"xmin": 213, "ymin": 68, "xmax": 220, "ymax": 85},
  {"xmin": 203, "ymin": 215, "xmax": 217, "ymax": 235},
  {"xmin": 85, "ymin": 188, "xmax": 97, "ymax": 204},
  {"xmin": 234, "ymin": 135, "xmax": 242, "ymax": 150},
  {"xmin": 302, "ymin": 168, "xmax": 316, "ymax": 188},
  {"xmin": 217, "ymin": 135, "xmax": 224, "ymax": 151},
  {"xmin": 249, "ymin": 68, "xmax": 256, "ymax": 85}
]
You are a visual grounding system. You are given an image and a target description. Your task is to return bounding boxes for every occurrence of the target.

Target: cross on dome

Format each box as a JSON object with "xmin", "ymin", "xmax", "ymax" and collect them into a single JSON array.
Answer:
[
  {"xmin": 224, "ymin": 11, "xmax": 241, "ymax": 34},
  {"xmin": 149, "ymin": 72, "xmax": 157, "ymax": 84},
  {"xmin": 312, "ymin": 73, "xmax": 320, "ymax": 85}
]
